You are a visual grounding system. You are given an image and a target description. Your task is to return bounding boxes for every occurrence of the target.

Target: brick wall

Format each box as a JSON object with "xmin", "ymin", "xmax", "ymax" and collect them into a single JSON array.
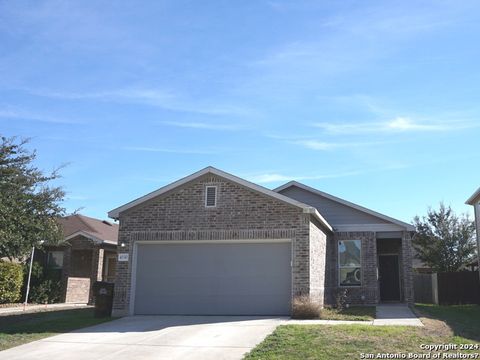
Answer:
[
  {"xmin": 328, "ymin": 232, "xmax": 378, "ymax": 305},
  {"xmin": 58, "ymin": 236, "xmax": 105, "ymax": 304},
  {"xmin": 65, "ymin": 277, "xmax": 90, "ymax": 303},
  {"xmin": 325, "ymin": 231, "xmax": 413, "ymax": 306},
  {"xmin": 309, "ymin": 219, "xmax": 328, "ymax": 306},
  {"xmin": 112, "ymin": 174, "xmax": 315, "ymax": 316}
]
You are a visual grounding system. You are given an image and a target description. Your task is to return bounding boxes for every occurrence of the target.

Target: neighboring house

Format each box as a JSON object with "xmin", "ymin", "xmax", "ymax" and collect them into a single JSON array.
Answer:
[
  {"xmin": 108, "ymin": 167, "xmax": 415, "ymax": 317},
  {"xmin": 43, "ymin": 214, "xmax": 119, "ymax": 303},
  {"xmin": 466, "ymin": 188, "xmax": 480, "ymax": 277}
]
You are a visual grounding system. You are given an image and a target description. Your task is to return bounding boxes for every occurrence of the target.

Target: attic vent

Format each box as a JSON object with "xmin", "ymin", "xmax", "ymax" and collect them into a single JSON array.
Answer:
[{"xmin": 205, "ymin": 186, "xmax": 217, "ymax": 207}]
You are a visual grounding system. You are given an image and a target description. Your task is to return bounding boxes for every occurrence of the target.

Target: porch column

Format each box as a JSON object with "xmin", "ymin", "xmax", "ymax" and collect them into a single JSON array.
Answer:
[
  {"xmin": 402, "ymin": 231, "xmax": 414, "ymax": 304},
  {"xmin": 89, "ymin": 246, "xmax": 104, "ymax": 304},
  {"xmin": 91, "ymin": 246, "xmax": 105, "ymax": 282},
  {"xmin": 61, "ymin": 247, "xmax": 71, "ymax": 302}
]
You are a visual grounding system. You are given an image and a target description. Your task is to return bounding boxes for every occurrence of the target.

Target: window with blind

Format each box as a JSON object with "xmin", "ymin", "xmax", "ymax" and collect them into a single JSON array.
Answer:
[{"xmin": 205, "ymin": 186, "xmax": 217, "ymax": 207}]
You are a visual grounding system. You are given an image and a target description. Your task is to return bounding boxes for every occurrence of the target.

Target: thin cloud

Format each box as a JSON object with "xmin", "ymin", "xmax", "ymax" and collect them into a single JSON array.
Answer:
[
  {"xmin": 67, "ymin": 195, "xmax": 89, "ymax": 201},
  {"xmin": 248, "ymin": 170, "xmax": 364, "ymax": 184},
  {"xmin": 161, "ymin": 121, "xmax": 242, "ymax": 131},
  {"xmin": 122, "ymin": 146, "xmax": 215, "ymax": 155},
  {"xmin": 26, "ymin": 88, "xmax": 254, "ymax": 117},
  {"xmin": 292, "ymin": 139, "xmax": 385, "ymax": 151},
  {"xmin": 0, "ymin": 108, "xmax": 82, "ymax": 124},
  {"xmin": 247, "ymin": 164, "xmax": 410, "ymax": 184},
  {"xmin": 313, "ymin": 117, "xmax": 477, "ymax": 134}
]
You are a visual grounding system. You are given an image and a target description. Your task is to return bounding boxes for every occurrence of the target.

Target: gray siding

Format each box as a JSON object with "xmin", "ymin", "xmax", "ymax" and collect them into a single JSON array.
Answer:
[{"xmin": 279, "ymin": 186, "xmax": 389, "ymax": 226}]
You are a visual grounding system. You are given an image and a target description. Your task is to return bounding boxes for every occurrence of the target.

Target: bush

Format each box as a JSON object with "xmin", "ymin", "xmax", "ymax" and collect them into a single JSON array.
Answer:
[
  {"xmin": 291, "ymin": 295, "xmax": 321, "ymax": 319},
  {"xmin": 29, "ymin": 279, "xmax": 62, "ymax": 304},
  {"xmin": 23, "ymin": 261, "xmax": 62, "ymax": 304},
  {"xmin": 335, "ymin": 288, "xmax": 349, "ymax": 310},
  {"xmin": 0, "ymin": 261, "xmax": 24, "ymax": 304}
]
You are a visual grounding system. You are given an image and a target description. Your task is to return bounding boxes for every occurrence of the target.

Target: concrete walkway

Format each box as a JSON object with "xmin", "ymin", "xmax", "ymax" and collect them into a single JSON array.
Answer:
[
  {"xmin": 373, "ymin": 304, "xmax": 424, "ymax": 326},
  {"xmin": 288, "ymin": 304, "xmax": 423, "ymax": 327},
  {"xmin": 0, "ymin": 303, "xmax": 90, "ymax": 316}
]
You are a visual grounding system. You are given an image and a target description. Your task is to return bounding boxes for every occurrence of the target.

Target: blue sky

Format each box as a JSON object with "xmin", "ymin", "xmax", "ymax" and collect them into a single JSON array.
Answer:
[{"xmin": 1, "ymin": 0, "xmax": 479, "ymax": 223}]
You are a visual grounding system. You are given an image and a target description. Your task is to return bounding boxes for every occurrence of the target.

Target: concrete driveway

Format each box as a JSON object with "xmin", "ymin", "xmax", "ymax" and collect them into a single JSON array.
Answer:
[{"xmin": 0, "ymin": 316, "xmax": 286, "ymax": 360}]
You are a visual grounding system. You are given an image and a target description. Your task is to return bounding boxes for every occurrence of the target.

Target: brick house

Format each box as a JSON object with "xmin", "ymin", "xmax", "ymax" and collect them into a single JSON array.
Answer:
[
  {"xmin": 108, "ymin": 167, "xmax": 414, "ymax": 316},
  {"xmin": 43, "ymin": 214, "xmax": 118, "ymax": 303}
]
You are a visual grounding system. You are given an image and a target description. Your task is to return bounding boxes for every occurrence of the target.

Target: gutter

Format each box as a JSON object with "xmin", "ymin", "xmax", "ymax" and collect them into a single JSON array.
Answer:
[{"xmin": 303, "ymin": 207, "xmax": 333, "ymax": 232}]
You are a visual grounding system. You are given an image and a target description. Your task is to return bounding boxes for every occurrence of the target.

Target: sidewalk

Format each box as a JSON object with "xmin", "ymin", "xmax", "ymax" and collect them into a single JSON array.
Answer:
[
  {"xmin": 0, "ymin": 303, "xmax": 91, "ymax": 316},
  {"xmin": 288, "ymin": 304, "xmax": 424, "ymax": 327}
]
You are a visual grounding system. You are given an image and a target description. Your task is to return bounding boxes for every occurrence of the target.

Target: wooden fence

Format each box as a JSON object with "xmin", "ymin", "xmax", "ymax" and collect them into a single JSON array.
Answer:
[
  {"xmin": 413, "ymin": 273, "xmax": 436, "ymax": 304},
  {"xmin": 414, "ymin": 271, "xmax": 480, "ymax": 305}
]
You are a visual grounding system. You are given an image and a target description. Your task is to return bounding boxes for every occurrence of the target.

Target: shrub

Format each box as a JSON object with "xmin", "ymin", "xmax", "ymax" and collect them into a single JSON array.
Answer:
[
  {"xmin": 335, "ymin": 288, "xmax": 349, "ymax": 310},
  {"xmin": 23, "ymin": 261, "xmax": 62, "ymax": 304},
  {"xmin": 0, "ymin": 261, "xmax": 24, "ymax": 304},
  {"xmin": 291, "ymin": 295, "xmax": 321, "ymax": 319},
  {"xmin": 29, "ymin": 279, "xmax": 62, "ymax": 304}
]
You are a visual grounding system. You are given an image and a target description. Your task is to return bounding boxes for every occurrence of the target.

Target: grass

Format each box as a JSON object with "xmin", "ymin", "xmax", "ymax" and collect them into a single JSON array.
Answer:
[
  {"xmin": 245, "ymin": 304, "xmax": 480, "ymax": 360},
  {"xmin": 415, "ymin": 303, "xmax": 480, "ymax": 342},
  {"xmin": 320, "ymin": 306, "xmax": 375, "ymax": 321},
  {"xmin": 0, "ymin": 308, "xmax": 114, "ymax": 351}
]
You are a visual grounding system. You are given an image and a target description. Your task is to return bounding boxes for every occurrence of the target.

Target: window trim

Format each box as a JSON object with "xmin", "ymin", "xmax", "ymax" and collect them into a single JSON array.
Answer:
[
  {"xmin": 338, "ymin": 239, "xmax": 362, "ymax": 287},
  {"xmin": 47, "ymin": 250, "xmax": 64, "ymax": 269},
  {"xmin": 205, "ymin": 185, "xmax": 217, "ymax": 208}
]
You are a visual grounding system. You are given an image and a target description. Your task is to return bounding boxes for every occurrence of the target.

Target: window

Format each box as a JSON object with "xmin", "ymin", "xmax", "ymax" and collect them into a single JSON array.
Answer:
[
  {"xmin": 48, "ymin": 251, "xmax": 64, "ymax": 269},
  {"xmin": 205, "ymin": 186, "xmax": 217, "ymax": 207},
  {"xmin": 338, "ymin": 240, "xmax": 361, "ymax": 286}
]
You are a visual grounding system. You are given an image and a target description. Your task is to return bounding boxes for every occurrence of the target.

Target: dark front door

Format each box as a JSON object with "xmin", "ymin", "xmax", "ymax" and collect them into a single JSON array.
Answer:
[{"xmin": 378, "ymin": 255, "xmax": 401, "ymax": 302}]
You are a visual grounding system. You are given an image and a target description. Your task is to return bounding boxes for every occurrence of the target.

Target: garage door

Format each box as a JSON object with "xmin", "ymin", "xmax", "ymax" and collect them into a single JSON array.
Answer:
[{"xmin": 133, "ymin": 241, "xmax": 292, "ymax": 315}]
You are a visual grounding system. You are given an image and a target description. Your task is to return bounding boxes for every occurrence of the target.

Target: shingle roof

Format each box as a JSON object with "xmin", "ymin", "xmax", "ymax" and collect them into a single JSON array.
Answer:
[{"xmin": 58, "ymin": 214, "xmax": 119, "ymax": 245}]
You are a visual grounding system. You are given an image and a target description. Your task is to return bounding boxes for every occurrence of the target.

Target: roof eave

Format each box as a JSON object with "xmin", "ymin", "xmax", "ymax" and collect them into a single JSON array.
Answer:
[
  {"xmin": 64, "ymin": 231, "xmax": 104, "ymax": 245},
  {"xmin": 466, "ymin": 187, "xmax": 480, "ymax": 205},
  {"xmin": 303, "ymin": 207, "xmax": 333, "ymax": 232}
]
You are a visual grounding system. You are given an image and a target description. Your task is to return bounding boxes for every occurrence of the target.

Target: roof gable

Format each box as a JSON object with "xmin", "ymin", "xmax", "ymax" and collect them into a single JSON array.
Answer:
[
  {"xmin": 59, "ymin": 214, "xmax": 119, "ymax": 244},
  {"xmin": 108, "ymin": 167, "xmax": 332, "ymax": 231},
  {"xmin": 275, "ymin": 181, "xmax": 414, "ymax": 231}
]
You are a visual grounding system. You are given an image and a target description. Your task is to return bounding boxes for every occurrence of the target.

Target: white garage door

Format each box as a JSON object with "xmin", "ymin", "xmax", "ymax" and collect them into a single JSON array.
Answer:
[{"xmin": 133, "ymin": 241, "xmax": 292, "ymax": 315}]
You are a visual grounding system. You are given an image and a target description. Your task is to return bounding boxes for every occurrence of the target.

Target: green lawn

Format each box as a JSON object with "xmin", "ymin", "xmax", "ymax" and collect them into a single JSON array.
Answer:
[
  {"xmin": 0, "ymin": 308, "xmax": 114, "ymax": 351},
  {"xmin": 415, "ymin": 304, "xmax": 480, "ymax": 342},
  {"xmin": 245, "ymin": 304, "xmax": 480, "ymax": 360},
  {"xmin": 320, "ymin": 306, "xmax": 375, "ymax": 321}
]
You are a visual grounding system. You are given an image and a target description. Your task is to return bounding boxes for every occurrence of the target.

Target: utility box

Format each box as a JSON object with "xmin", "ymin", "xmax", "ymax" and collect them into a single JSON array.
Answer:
[{"xmin": 92, "ymin": 281, "xmax": 114, "ymax": 318}]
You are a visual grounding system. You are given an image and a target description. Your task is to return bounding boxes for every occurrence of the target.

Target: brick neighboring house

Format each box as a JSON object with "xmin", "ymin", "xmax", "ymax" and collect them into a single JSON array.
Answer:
[
  {"xmin": 43, "ymin": 214, "xmax": 119, "ymax": 303},
  {"xmin": 466, "ymin": 188, "xmax": 480, "ymax": 278},
  {"xmin": 108, "ymin": 167, "xmax": 415, "ymax": 317}
]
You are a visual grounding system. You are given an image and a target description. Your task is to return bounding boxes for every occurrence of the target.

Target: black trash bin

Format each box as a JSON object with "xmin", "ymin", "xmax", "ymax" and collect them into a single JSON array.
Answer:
[{"xmin": 92, "ymin": 281, "xmax": 114, "ymax": 318}]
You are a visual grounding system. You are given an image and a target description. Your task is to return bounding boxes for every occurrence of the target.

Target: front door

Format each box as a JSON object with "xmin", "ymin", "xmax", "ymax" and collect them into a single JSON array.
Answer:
[{"xmin": 378, "ymin": 255, "xmax": 401, "ymax": 302}]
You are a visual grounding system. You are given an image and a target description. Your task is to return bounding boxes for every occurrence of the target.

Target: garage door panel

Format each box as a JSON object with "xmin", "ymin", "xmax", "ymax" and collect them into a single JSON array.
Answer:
[{"xmin": 134, "ymin": 242, "xmax": 291, "ymax": 315}]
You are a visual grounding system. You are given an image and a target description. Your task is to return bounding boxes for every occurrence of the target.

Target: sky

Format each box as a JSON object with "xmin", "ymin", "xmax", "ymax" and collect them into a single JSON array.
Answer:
[{"xmin": 1, "ymin": 0, "xmax": 479, "ymax": 224}]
